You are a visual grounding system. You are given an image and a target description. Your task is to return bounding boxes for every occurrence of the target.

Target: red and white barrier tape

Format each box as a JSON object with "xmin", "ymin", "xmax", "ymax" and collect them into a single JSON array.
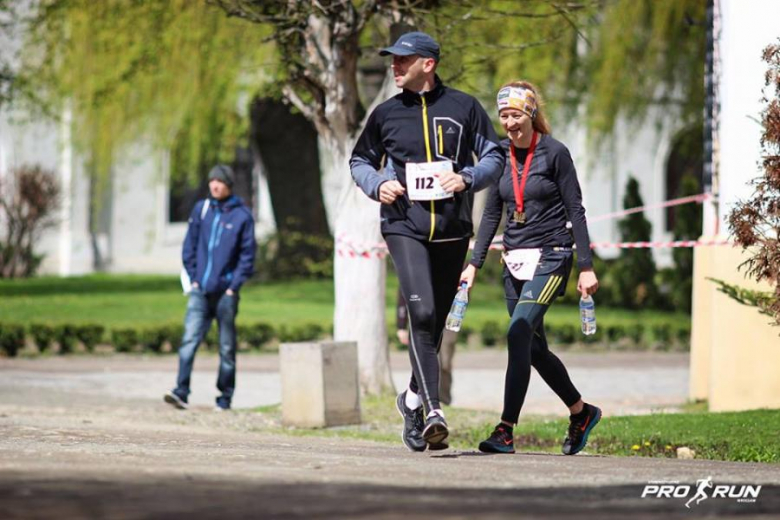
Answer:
[
  {"xmin": 589, "ymin": 239, "xmax": 730, "ymax": 249},
  {"xmin": 588, "ymin": 193, "xmax": 713, "ymax": 223},
  {"xmin": 335, "ymin": 193, "xmax": 724, "ymax": 257},
  {"xmin": 336, "ymin": 233, "xmax": 388, "ymax": 259},
  {"xmin": 482, "ymin": 238, "xmax": 731, "ymax": 251},
  {"xmin": 336, "ymin": 236, "xmax": 731, "ymax": 257}
]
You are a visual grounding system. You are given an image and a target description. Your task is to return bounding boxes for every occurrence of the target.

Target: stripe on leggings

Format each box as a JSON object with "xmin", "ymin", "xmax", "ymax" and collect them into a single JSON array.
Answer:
[
  {"xmin": 539, "ymin": 275, "xmax": 562, "ymax": 305},
  {"xmin": 406, "ymin": 305, "xmax": 432, "ymax": 412},
  {"xmin": 536, "ymin": 275, "xmax": 557, "ymax": 305}
]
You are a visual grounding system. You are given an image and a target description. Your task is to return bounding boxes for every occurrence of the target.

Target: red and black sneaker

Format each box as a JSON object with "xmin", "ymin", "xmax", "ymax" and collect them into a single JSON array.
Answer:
[
  {"xmin": 562, "ymin": 403, "xmax": 602, "ymax": 455},
  {"xmin": 478, "ymin": 423, "xmax": 515, "ymax": 454}
]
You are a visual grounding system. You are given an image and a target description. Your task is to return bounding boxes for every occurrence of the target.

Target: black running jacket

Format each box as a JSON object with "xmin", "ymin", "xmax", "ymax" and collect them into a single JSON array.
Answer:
[{"xmin": 350, "ymin": 77, "xmax": 505, "ymax": 241}]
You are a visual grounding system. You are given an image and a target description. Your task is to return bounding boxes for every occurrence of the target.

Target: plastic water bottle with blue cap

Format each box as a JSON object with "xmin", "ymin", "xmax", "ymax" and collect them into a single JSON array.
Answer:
[
  {"xmin": 579, "ymin": 294, "xmax": 597, "ymax": 335},
  {"xmin": 445, "ymin": 282, "xmax": 469, "ymax": 332}
]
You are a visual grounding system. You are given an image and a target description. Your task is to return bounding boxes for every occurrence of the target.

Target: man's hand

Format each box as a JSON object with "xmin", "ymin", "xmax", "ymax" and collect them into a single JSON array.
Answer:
[
  {"xmin": 192, "ymin": 282, "xmax": 199, "ymax": 289},
  {"xmin": 436, "ymin": 171, "xmax": 467, "ymax": 193},
  {"xmin": 378, "ymin": 181, "xmax": 405, "ymax": 204},
  {"xmin": 396, "ymin": 329, "xmax": 409, "ymax": 347},
  {"xmin": 226, "ymin": 289, "xmax": 235, "ymax": 296}
]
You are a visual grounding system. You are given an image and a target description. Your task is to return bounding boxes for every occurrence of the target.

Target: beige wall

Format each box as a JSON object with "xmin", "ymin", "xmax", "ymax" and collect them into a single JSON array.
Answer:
[{"xmin": 690, "ymin": 237, "xmax": 780, "ymax": 411}]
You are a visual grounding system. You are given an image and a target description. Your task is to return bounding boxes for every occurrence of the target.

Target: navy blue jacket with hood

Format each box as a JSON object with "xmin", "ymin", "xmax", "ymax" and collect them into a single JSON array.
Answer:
[{"xmin": 182, "ymin": 195, "xmax": 256, "ymax": 295}]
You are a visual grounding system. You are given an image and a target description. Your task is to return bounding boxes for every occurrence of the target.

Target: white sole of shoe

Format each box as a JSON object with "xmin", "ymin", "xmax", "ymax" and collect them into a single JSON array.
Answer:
[
  {"xmin": 163, "ymin": 392, "xmax": 188, "ymax": 410},
  {"xmin": 395, "ymin": 394, "xmax": 426, "ymax": 453},
  {"xmin": 422, "ymin": 422, "xmax": 449, "ymax": 445}
]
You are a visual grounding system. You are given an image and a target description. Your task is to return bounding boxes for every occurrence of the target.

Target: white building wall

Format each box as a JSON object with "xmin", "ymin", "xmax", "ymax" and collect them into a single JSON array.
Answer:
[
  {"xmin": 718, "ymin": 0, "xmax": 776, "ymax": 226},
  {"xmin": 108, "ymin": 144, "xmax": 184, "ymax": 274},
  {"xmin": 0, "ymin": 105, "xmax": 93, "ymax": 275},
  {"xmin": 559, "ymin": 109, "xmax": 682, "ymax": 267}
]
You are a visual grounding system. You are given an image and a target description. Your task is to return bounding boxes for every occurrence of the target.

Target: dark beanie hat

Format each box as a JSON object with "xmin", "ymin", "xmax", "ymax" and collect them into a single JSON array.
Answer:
[{"xmin": 208, "ymin": 164, "xmax": 235, "ymax": 188}]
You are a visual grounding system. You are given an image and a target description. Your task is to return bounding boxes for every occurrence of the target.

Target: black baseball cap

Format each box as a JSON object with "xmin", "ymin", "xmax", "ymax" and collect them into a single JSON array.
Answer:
[{"xmin": 379, "ymin": 31, "xmax": 440, "ymax": 62}]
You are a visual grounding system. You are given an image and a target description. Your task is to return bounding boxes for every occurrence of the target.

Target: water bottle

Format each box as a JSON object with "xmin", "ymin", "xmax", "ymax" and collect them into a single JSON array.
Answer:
[
  {"xmin": 445, "ymin": 282, "xmax": 469, "ymax": 332},
  {"xmin": 579, "ymin": 294, "xmax": 597, "ymax": 335}
]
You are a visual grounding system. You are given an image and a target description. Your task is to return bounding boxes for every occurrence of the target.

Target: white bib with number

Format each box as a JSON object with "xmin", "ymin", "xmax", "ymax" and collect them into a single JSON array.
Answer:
[
  {"xmin": 502, "ymin": 248, "xmax": 542, "ymax": 281},
  {"xmin": 406, "ymin": 161, "xmax": 454, "ymax": 201}
]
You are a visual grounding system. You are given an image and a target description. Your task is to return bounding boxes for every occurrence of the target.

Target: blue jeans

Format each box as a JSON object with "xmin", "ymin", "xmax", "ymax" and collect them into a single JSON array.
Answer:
[{"xmin": 174, "ymin": 287, "xmax": 239, "ymax": 408}]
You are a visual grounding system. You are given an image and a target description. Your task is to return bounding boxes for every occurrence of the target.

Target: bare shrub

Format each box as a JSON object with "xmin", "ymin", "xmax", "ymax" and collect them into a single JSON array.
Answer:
[{"xmin": 0, "ymin": 164, "xmax": 60, "ymax": 277}]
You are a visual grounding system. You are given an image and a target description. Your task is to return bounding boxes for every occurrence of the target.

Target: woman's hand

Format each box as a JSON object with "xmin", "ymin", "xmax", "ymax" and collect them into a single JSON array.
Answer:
[
  {"xmin": 577, "ymin": 269, "xmax": 599, "ymax": 297},
  {"xmin": 460, "ymin": 264, "xmax": 477, "ymax": 290}
]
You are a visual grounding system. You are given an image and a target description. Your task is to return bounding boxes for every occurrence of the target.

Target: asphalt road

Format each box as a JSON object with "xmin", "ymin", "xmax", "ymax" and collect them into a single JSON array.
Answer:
[{"xmin": 1, "ymin": 352, "xmax": 778, "ymax": 519}]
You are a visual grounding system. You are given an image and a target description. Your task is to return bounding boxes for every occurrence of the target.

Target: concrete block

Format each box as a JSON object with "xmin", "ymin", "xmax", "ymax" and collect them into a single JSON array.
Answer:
[{"xmin": 280, "ymin": 341, "xmax": 361, "ymax": 428}]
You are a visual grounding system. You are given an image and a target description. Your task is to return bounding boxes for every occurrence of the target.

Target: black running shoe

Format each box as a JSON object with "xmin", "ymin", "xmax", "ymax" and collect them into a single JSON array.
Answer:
[
  {"xmin": 428, "ymin": 438, "xmax": 450, "ymax": 451},
  {"xmin": 478, "ymin": 423, "xmax": 515, "ymax": 454},
  {"xmin": 163, "ymin": 391, "xmax": 188, "ymax": 410},
  {"xmin": 395, "ymin": 391, "xmax": 427, "ymax": 452},
  {"xmin": 562, "ymin": 404, "xmax": 602, "ymax": 455},
  {"xmin": 422, "ymin": 412, "xmax": 449, "ymax": 445}
]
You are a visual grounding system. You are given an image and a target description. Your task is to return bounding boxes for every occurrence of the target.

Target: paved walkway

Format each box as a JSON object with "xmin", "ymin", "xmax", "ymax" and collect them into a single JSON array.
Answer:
[
  {"xmin": 0, "ymin": 350, "xmax": 689, "ymax": 416},
  {"xmin": 2, "ymin": 352, "xmax": 778, "ymax": 519}
]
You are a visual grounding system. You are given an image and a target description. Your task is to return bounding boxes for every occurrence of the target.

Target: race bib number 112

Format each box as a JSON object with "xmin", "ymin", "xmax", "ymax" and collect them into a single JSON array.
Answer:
[{"xmin": 406, "ymin": 161, "xmax": 454, "ymax": 201}]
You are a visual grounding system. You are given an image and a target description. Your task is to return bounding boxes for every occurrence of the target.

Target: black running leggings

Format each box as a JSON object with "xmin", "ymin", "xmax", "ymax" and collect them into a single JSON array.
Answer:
[
  {"xmin": 501, "ymin": 258, "xmax": 582, "ymax": 424},
  {"xmin": 385, "ymin": 234, "xmax": 470, "ymax": 413}
]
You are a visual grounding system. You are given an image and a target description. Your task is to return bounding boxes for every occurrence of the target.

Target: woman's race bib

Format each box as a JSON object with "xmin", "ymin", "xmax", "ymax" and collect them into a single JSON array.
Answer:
[
  {"xmin": 502, "ymin": 248, "xmax": 542, "ymax": 281},
  {"xmin": 406, "ymin": 161, "xmax": 454, "ymax": 201}
]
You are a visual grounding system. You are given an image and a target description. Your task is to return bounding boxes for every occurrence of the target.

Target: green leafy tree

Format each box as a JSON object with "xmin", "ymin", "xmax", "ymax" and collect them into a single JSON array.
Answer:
[
  {"xmin": 440, "ymin": 0, "xmax": 705, "ymax": 140},
  {"xmin": 668, "ymin": 174, "xmax": 701, "ymax": 312},
  {"xmin": 18, "ymin": 0, "xmax": 270, "ymax": 182}
]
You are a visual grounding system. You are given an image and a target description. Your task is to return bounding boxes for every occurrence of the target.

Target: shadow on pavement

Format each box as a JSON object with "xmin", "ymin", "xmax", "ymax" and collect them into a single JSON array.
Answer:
[{"xmin": 2, "ymin": 474, "xmax": 777, "ymax": 519}]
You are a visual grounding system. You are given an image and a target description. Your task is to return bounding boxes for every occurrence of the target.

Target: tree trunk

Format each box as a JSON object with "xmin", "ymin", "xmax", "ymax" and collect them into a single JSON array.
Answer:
[
  {"xmin": 328, "ymin": 142, "xmax": 394, "ymax": 395},
  {"xmin": 250, "ymin": 98, "xmax": 330, "ymax": 237},
  {"xmin": 327, "ymin": 70, "xmax": 400, "ymax": 395},
  {"xmin": 268, "ymin": 8, "xmax": 403, "ymax": 395}
]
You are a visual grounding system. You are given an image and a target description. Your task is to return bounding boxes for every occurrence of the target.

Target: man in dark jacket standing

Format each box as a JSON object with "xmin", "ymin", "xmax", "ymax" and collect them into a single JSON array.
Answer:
[{"xmin": 164, "ymin": 164, "xmax": 256, "ymax": 411}]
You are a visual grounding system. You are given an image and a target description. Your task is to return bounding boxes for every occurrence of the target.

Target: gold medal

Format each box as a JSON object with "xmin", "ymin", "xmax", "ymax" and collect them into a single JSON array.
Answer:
[{"xmin": 509, "ymin": 132, "xmax": 537, "ymax": 230}]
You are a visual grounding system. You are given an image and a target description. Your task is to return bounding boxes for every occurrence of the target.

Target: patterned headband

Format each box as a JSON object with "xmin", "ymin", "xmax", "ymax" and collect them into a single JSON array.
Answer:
[{"xmin": 496, "ymin": 86, "xmax": 538, "ymax": 119}]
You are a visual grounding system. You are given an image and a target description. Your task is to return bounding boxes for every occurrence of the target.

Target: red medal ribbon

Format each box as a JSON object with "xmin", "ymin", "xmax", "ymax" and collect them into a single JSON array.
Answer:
[{"xmin": 509, "ymin": 131, "xmax": 538, "ymax": 217}]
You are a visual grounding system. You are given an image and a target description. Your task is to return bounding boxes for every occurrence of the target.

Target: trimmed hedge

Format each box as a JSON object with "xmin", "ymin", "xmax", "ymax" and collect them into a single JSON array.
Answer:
[
  {"xmin": 111, "ymin": 329, "xmax": 139, "ymax": 353},
  {"xmin": 0, "ymin": 324, "xmax": 25, "ymax": 357},
  {"xmin": 29, "ymin": 323, "xmax": 56, "ymax": 353},
  {"xmin": 480, "ymin": 321, "xmax": 502, "ymax": 347},
  {"xmin": 75, "ymin": 325, "xmax": 105, "ymax": 352},
  {"xmin": 0, "ymin": 317, "xmax": 692, "ymax": 357}
]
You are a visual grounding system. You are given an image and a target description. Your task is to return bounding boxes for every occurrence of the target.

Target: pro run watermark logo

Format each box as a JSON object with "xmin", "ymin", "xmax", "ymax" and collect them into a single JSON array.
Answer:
[{"xmin": 641, "ymin": 477, "xmax": 762, "ymax": 508}]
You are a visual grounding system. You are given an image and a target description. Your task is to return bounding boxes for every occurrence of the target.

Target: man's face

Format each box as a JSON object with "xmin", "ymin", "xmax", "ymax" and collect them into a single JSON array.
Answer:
[
  {"xmin": 209, "ymin": 179, "xmax": 231, "ymax": 201},
  {"xmin": 391, "ymin": 54, "xmax": 435, "ymax": 89}
]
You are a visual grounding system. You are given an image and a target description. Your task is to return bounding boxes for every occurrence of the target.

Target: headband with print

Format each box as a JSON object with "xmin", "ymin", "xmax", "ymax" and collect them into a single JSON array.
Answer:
[{"xmin": 496, "ymin": 86, "xmax": 538, "ymax": 119}]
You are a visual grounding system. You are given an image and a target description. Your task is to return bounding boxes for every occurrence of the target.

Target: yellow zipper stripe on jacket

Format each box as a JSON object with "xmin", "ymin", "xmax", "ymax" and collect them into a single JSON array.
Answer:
[{"xmin": 421, "ymin": 96, "xmax": 436, "ymax": 241}]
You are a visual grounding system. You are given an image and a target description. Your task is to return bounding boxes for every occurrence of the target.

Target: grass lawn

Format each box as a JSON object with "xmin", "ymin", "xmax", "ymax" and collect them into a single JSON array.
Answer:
[
  {"xmin": 252, "ymin": 395, "xmax": 780, "ymax": 464},
  {"xmin": 0, "ymin": 274, "xmax": 689, "ymax": 332}
]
